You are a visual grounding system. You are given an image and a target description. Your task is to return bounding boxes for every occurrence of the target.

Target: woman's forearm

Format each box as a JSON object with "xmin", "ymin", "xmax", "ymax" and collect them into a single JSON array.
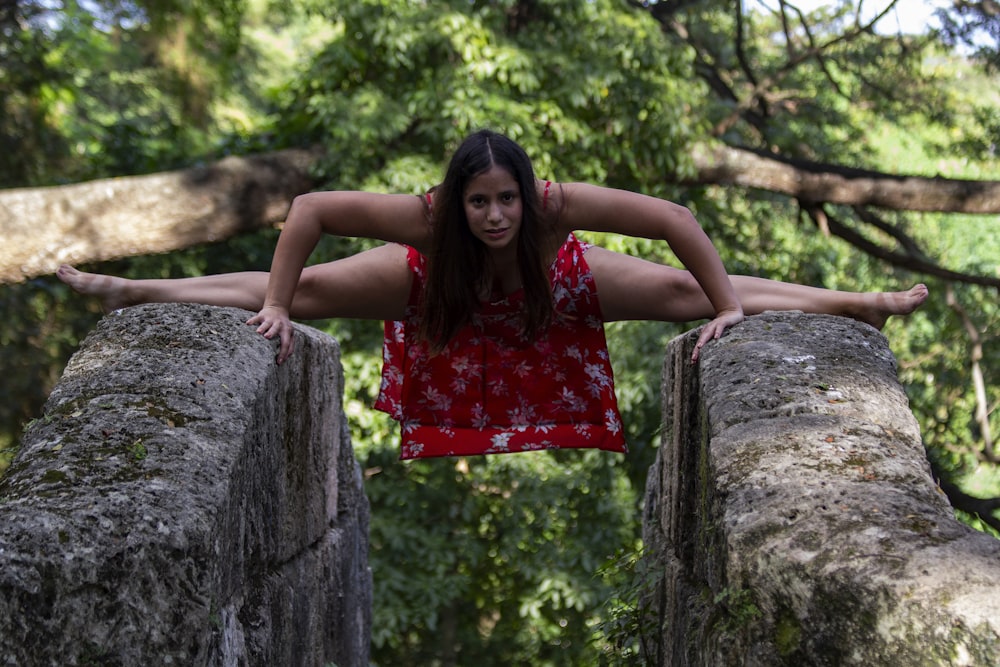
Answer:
[
  {"xmin": 263, "ymin": 194, "xmax": 324, "ymax": 312},
  {"xmin": 661, "ymin": 209, "xmax": 742, "ymax": 316},
  {"xmin": 559, "ymin": 183, "xmax": 742, "ymax": 317}
]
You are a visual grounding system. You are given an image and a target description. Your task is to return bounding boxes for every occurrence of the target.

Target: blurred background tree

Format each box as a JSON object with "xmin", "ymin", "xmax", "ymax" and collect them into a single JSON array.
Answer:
[{"xmin": 1, "ymin": 0, "xmax": 997, "ymax": 663}]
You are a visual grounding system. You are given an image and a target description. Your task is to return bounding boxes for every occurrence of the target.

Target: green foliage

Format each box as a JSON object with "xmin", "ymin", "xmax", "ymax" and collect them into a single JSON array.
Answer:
[
  {"xmin": 592, "ymin": 545, "xmax": 662, "ymax": 665},
  {"xmin": 0, "ymin": 0, "xmax": 252, "ymax": 186},
  {"xmin": 276, "ymin": 0, "xmax": 704, "ymax": 193},
  {"xmin": 936, "ymin": 0, "xmax": 1000, "ymax": 71},
  {"xmin": 0, "ymin": 276, "xmax": 97, "ymax": 466},
  {"xmin": 894, "ymin": 216, "xmax": 1000, "ymax": 477},
  {"xmin": 359, "ymin": 450, "xmax": 637, "ymax": 665}
]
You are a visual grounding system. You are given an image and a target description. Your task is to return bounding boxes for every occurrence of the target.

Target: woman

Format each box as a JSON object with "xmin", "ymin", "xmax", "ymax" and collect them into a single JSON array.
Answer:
[{"xmin": 58, "ymin": 130, "xmax": 928, "ymax": 458}]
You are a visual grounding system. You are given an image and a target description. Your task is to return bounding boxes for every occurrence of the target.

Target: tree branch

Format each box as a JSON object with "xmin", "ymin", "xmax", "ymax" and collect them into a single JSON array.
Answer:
[
  {"xmin": 662, "ymin": 0, "xmax": 890, "ymax": 138},
  {"xmin": 945, "ymin": 284, "xmax": 997, "ymax": 463},
  {"xmin": 735, "ymin": 0, "xmax": 759, "ymax": 88},
  {"xmin": 0, "ymin": 148, "xmax": 321, "ymax": 284},
  {"xmin": 805, "ymin": 205, "xmax": 1000, "ymax": 289},
  {"xmin": 688, "ymin": 144, "xmax": 1000, "ymax": 214},
  {"xmin": 933, "ymin": 465, "xmax": 1000, "ymax": 534},
  {"xmin": 851, "ymin": 206, "xmax": 930, "ymax": 260}
]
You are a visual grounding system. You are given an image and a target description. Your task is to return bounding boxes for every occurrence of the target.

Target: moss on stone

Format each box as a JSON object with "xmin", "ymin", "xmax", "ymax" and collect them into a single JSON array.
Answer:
[{"xmin": 773, "ymin": 610, "xmax": 801, "ymax": 657}]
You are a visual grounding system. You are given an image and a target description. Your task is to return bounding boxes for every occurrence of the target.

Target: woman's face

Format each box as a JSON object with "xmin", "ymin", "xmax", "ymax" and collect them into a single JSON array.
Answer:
[{"xmin": 463, "ymin": 165, "xmax": 523, "ymax": 257}]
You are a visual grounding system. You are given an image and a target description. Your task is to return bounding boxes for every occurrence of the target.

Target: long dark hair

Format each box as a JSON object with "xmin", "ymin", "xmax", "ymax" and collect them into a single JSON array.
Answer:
[{"xmin": 418, "ymin": 130, "xmax": 555, "ymax": 350}]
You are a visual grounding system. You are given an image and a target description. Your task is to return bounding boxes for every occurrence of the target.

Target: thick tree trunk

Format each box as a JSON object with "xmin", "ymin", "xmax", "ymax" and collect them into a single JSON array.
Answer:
[
  {"xmin": 1, "ymin": 143, "xmax": 997, "ymax": 284},
  {"xmin": 0, "ymin": 149, "xmax": 320, "ymax": 284},
  {"xmin": 687, "ymin": 144, "xmax": 1000, "ymax": 214}
]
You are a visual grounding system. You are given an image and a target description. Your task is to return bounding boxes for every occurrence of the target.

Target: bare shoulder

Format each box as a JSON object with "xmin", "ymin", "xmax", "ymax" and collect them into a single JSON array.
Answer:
[
  {"xmin": 540, "ymin": 180, "xmax": 590, "ymax": 236},
  {"xmin": 547, "ymin": 181, "xmax": 692, "ymax": 239},
  {"xmin": 299, "ymin": 190, "xmax": 433, "ymax": 252},
  {"xmin": 549, "ymin": 182, "xmax": 636, "ymax": 231}
]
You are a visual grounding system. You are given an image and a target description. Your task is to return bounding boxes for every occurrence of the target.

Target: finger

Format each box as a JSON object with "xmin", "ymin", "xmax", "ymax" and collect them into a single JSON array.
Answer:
[
  {"xmin": 278, "ymin": 330, "xmax": 295, "ymax": 364},
  {"xmin": 691, "ymin": 328, "xmax": 713, "ymax": 363}
]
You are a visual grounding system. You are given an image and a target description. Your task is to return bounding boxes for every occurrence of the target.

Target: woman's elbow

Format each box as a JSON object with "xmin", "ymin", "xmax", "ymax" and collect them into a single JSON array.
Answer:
[
  {"xmin": 663, "ymin": 202, "xmax": 703, "ymax": 237},
  {"xmin": 286, "ymin": 191, "xmax": 345, "ymax": 229},
  {"xmin": 288, "ymin": 191, "xmax": 326, "ymax": 217}
]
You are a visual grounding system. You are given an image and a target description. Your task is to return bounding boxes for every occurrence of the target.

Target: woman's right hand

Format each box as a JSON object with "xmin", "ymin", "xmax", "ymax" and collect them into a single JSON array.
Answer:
[{"xmin": 247, "ymin": 305, "xmax": 295, "ymax": 364}]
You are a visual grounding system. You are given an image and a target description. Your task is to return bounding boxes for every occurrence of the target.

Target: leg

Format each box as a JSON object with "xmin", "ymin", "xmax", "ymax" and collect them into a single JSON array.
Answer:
[
  {"xmin": 57, "ymin": 265, "xmax": 271, "ymax": 313},
  {"xmin": 57, "ymin": 244, "xmax": 414, "ymax": 321},
  {"xmin": 584, "ymin": 247, "xmax": 928, "ymax": 329}
]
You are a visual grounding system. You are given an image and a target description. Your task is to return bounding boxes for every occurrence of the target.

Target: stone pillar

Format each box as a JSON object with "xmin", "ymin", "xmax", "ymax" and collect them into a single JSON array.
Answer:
[
  {"xmin": 643, "ymin": 312, "xmax": 1000, "ymax": 666},
  {"xmin": 0, "ymin": 303, "xmax": 371, "ymax": 666}
]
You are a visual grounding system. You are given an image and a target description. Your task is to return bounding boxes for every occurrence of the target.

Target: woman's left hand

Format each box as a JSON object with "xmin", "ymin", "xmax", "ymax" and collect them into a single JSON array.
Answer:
[{"xmin": 692, "ymin": 307, "xmax": 744, "ymax": 363}]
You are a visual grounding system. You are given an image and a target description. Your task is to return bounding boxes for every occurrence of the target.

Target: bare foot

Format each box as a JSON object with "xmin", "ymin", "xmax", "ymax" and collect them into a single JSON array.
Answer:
[
  {"xmin": 56, "ymin": 265, "xmax": 133, "ymax": 313},
  {"xmin": 853, "ymin": 284, "xmax": 929, "ymax": 330}
]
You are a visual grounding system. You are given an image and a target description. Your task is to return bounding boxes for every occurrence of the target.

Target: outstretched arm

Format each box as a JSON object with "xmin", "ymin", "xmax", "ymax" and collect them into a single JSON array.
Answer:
[
  {"xmin": 249, "ymin": 191, "xmax": 431, "ymax": 362},
  {"xmin": 554, "ymin": 182, "xmax": 744, "ymax": 359}
]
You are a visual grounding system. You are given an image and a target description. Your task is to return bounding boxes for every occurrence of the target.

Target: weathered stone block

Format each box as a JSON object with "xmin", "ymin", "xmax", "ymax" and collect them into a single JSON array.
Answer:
[
  {"xmin": 643, "ymin": 312, "xmax": 1000, "ymax": 666},
  {"xmin": 0, "ymin": 303, "xmax": 371, "ymax": 666}
]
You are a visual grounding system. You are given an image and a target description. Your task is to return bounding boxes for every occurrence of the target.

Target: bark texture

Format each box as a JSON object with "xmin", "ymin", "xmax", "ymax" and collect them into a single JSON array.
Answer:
[
  {"xmin": 688, "ymin": 144, "xmax": 1000, "ymax": 214},
  {"xmin": 0, "ymin": 149, "xmax": 319, "ymax": 284}
]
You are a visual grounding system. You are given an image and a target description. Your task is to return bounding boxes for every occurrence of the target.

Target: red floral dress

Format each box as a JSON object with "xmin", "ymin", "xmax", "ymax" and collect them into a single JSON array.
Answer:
[{"xmin": 374, "ymin": 234, "xmax": 628, "ymax": 460}]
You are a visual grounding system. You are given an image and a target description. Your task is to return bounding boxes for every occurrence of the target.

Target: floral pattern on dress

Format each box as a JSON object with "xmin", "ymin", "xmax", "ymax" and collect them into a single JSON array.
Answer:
[{"xmin": 373, "ymin": 234, "xmax": 628, "ymax": 460}]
